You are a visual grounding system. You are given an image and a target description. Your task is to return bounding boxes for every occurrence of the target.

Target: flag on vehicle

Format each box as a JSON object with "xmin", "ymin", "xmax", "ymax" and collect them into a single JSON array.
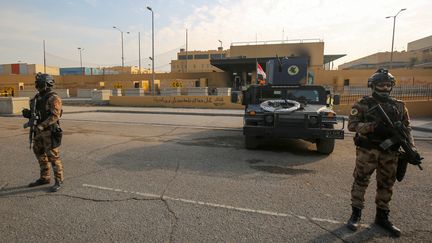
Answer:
[{"xmin": 257, "ymin": 63, "xmax": 266, "ymax": 83}]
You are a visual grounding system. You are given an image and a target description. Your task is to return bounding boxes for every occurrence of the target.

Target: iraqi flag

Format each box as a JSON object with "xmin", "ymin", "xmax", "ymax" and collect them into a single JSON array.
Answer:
[{"xmin": 257, "ymin": 63, "xmax": 266, "ymax": 81}]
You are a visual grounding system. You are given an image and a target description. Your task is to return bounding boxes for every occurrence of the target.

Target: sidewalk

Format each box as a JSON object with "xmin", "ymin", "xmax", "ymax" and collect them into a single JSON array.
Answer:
[{"xmin": 63, "ymin": 105, "xmax": 244, "ymax": 117}]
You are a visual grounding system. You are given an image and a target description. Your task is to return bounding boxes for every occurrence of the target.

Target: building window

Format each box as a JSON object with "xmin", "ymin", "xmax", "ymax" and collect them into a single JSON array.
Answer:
[
  {"xmin": 178, "ymin": 55, "xmax": 193, "ymax": 60},
  {"xmin": 194, "ymin": 54, "xmax": 209, "ymax": 59},
  {"xmin": 210, "ymin": 54, "xmax": 225, "ymax": 60},
  {"xmin": 344, "ymin": 79, "xmax": 350, "ymax": 86}
]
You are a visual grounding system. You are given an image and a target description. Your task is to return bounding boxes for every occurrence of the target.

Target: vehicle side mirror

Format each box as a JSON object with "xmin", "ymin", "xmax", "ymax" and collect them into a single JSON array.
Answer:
[
  {"xmin": 333, "ymin": 95, "xmax": 340, "ymax": 105},
  {"xmin": 230, "ymin": 92, "xmax": 238, "ymax": 103}
]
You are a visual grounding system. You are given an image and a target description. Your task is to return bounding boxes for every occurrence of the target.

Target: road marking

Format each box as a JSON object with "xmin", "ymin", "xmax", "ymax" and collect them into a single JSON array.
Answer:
[{"xmin": 83, "ymin": 183, "xmax": 353, "ymax": 225}]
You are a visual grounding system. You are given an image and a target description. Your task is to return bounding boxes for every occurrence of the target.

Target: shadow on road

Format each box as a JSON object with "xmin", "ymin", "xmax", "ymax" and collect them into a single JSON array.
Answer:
[
  {"xmin": 95, "ymin": 129, "xmax": 326, "ymax": 177},
  {"xmin": 0, "ymin": 184, "xmax": 52, "ymax": 197},
  {"xmin": 310, "ymin": 224, "xmax": 392, "ymax": 243}
]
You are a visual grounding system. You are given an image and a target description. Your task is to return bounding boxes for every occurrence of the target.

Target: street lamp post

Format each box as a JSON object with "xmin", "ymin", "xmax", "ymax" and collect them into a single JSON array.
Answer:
[
  {"xmin": 138, "ymin": 32, "xmax": 141, "ymax": 74},
  {"xmin": 218, "ymin": 40, "xmax": 223, "ymax": 59},
  {"xmin": 77, "ymin": 47, "xmax": 84, "ymax": 68},
  {"xmin": 147, "ymin": 6, "xmax": 155, "ymax": 96},
  {"xmin": 113, "ymin": 26, "xmax": 130, "ymax": 68},
  {"xmin": 386, "ymin": 8, "xmax": 406, "ymax": 69}
]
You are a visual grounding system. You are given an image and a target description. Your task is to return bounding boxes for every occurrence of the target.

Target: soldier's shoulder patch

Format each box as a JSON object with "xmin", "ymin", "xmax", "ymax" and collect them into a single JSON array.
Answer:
[{"xmin": 350, "ymin": 108, "xmax": 359, "ymax": 116}]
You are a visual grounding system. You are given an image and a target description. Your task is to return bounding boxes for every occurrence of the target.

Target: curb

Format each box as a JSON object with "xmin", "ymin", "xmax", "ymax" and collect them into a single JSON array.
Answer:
[{"xmin": 411, "ymin": 126, "xmax": 432, "ymax": 133}]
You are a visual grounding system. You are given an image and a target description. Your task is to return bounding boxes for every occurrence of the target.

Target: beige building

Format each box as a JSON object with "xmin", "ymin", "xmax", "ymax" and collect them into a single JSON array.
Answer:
[
  {"xmin": 339, "ymin": 35, "xmax": 432, "ymax": 70},
  {"xmin": 171, "ymin": 48, "xmax": 229, "ymax": 73},
  {"xmin": 171, "ymin": 39, "xmax": 345, "ymax": 88}
]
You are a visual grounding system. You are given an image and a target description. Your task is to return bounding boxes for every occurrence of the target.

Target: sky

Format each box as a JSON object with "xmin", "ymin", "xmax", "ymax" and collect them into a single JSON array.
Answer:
[{"xmin": 1, "ymin": 0, "xmax": 431, "ymax": 71}]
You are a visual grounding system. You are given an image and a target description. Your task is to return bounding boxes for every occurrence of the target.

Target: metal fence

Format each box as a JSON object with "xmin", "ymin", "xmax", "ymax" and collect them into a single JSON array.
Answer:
[{"xmin": 337, "ymin": 85, "xmax": 432, "ymax": 104}]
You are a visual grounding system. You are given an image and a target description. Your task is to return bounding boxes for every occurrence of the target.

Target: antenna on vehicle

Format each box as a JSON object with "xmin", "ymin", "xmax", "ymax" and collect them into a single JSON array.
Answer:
[{"xmin": 276, "ymin": 54, "xmax": 282, "ymax": 72}]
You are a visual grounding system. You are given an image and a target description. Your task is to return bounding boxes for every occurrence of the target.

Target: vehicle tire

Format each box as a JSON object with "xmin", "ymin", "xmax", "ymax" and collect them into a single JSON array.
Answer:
[
  {"xmin": 245, "ymin": 136, "xmax": 259, "ymax": 149},
  {"xmin": 316, "ymin": 138, "xmax": 335, "ymax": 154}
]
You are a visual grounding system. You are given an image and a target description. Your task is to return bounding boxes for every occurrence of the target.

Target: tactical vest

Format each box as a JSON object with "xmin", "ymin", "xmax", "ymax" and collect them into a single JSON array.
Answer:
[
  {"xmin": 35, "ymin": 90, "xmax": 58, "ymax": 125},
  {"xmin": 361, "ymin": 96, "xmax": 404, "ymax": 141}
]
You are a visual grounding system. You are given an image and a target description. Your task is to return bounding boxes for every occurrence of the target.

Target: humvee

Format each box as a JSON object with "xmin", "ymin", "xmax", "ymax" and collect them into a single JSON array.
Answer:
[{"xmin": 231, "ymin": 57, "xmax": 344, "ymax": 154}]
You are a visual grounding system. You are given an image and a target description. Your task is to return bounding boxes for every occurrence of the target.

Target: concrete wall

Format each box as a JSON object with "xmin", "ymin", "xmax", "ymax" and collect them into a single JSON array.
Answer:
[{"xmin": 110, "ymin": 95, "xmax": 243, "ymax": 109}]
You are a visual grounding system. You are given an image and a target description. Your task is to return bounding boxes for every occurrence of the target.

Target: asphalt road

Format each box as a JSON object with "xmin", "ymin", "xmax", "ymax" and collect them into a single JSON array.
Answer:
[{"xmin": 1, "ymin": 112, "xmax": 431, "ymax": 242}]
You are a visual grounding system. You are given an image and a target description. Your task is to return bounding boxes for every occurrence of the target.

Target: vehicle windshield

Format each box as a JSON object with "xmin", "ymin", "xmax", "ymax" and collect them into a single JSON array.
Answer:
[{"xmin": 257, "ymin": 87, "xmax": 324, "ymax": 104}]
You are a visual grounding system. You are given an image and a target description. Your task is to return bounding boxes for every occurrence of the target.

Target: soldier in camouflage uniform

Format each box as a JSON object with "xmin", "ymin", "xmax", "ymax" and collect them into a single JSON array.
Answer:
[
  {"xmin": 346, "ymin": 68, "xmax": 419, "ymax": 237},
  {"xmin": 22, "ymin": 73, "xmax": 64, "ymax": 192}
]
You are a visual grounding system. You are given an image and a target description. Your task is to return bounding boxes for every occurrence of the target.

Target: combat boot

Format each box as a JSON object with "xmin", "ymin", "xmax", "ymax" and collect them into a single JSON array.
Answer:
[
  {"xmin": 347, "ymin": 206, "xmax": 362, "ymax": 231},
  {"xmin": 375, "ymin": 208, "xmax": 401, "ymax": 237},
  {"xmin": 28, "ymin": 178, "xmax": 50, "ymax": 187},
  {"xmin": 49, "ymin": 179, "xmax": 62, "ymax": 192}
]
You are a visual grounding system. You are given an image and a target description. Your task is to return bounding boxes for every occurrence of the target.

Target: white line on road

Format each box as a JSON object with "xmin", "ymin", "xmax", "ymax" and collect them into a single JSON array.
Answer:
[{"xmin": 83, "ymin": 183, "xmax": 352, "ymax": 226}]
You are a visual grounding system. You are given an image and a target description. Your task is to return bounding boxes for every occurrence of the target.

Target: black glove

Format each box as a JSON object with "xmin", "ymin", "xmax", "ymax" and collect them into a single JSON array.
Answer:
[
  {"xmin": 409, "ymin": 151, "xmax": 422, "ymax": 165},
  {"xmin": 374, "ymin": 122, "xmax": 393, "ymax": 136},
  {"xmin": 22, "ymin": 108, "xmax": 31, "ymax": 119}
]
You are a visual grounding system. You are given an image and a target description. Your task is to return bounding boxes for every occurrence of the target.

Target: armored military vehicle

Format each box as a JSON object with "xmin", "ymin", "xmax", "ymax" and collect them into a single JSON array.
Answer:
[{"xmin": 231, "ymin": 57, "xmax": 344, "ymax": 154}]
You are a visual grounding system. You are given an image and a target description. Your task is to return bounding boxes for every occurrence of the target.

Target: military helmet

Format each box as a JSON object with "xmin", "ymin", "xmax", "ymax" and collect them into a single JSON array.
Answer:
[
  {"xmin": 367, "ymin": 68, "xmax": 395, "ymax": 88},
  {"xmin": 35, "ymin": 72, "xmax": 55, "ymax": 87}
]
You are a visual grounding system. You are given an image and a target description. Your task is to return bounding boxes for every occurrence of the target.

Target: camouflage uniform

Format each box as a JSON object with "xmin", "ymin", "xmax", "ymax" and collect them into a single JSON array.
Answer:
[
  {"xmin": 348, "ymin": 96, "xmax": 413, "ymax": 211},
  {"xmin": 31, "ymin": 91, "xmax": 64, "ymax": 183}
]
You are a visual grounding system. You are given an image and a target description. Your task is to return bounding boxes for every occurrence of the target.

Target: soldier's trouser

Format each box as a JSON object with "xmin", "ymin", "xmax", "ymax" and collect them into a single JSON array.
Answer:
[
  {"xmin": 32, "ymin": 130, "xmax": 64, "ymax": 182},
  {"xmin": 351, "ymin": 147, "xmax": 398, "ymax": 211}
]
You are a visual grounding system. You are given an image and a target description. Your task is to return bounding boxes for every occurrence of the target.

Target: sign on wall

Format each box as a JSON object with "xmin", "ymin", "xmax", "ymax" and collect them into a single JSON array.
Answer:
[{"xmin": 171, "ymin": 80, "xmax": 183, "ymax": 88}]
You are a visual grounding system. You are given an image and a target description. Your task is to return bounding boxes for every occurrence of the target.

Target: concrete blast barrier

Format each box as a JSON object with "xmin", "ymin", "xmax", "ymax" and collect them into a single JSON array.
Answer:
[
  {"xmin": 112, "ymin": 89, "xmax": 123, "ymax": 96},
  {"xmin": 124, "ymin": 88, "xmax": 145, "ymax": 96},
  {"xmin": 160, "ymin": 88, "xmax": 181, "ymax": 96},
  {"xmin": 17, "ymin": 90, "xmax": 37, "ymax": 98},
  {"xmin": 187, "ymin": 87, "xmax": 208, "ymax": 96},
  {"xmin": 91, "ymin": 90, "xmax": 112, "ymax": 101},
  {"xmin": 0, "ymin": 97, "xmax": 29, "ymax": 115},
  {"xmin": 18, "ymin": 89, "xmax": 70, "ymax": 98},
  {"xmin": 54, "ymin": 89, "xmax": 70, "ymax": 98},
  {"xmin": 77, "ymin": 89, "xmax": 96, "ymax": 98},
  {"xmin": 216, "ymin": 87, "xmax": 231, "ymax": 96}
]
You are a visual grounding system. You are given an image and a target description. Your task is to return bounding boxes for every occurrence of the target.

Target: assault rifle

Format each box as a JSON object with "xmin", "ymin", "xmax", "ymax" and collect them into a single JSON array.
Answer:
[
  {"xmin": 23, "ymin": 96, "xmax": 40, "ymax": 149},
  {"xmin": 368, "ymin": 104, "xmax": 423, "ymax": 181}
]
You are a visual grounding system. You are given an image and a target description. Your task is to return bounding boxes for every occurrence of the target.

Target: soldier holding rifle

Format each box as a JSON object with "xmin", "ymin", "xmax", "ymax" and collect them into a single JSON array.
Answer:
[
  {"xmin": 22, "ymin": 73, "xmax": 64, "ymax": 192},
  {"xmin": 346, "ymin": 68, "xmax": 423, "ymax": 237}
]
